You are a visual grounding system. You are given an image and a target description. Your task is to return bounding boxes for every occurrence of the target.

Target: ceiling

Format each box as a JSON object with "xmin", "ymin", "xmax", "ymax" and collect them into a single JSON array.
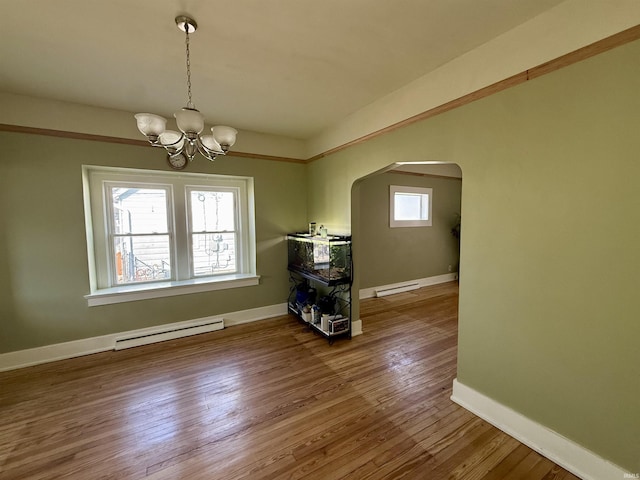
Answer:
[{"xmin": 1, "ymin": 0, "xmax": 565, "ymax": 140}]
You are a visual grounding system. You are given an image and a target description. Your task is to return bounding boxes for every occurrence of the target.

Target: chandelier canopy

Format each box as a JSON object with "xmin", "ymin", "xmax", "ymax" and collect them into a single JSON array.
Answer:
[{"xmin": 134, "ymin": 16, "xmax": 237, "ymax": 170}]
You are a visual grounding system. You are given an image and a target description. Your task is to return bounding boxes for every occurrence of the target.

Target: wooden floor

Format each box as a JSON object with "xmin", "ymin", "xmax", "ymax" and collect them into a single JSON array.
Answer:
[{"xmin": 0, "ymin": 282, "xmax": 580, "ymax": 479}]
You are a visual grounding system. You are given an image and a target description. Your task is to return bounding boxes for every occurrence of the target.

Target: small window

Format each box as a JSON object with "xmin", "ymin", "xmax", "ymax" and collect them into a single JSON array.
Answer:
[{"xmin": 390, "ymin": 185, "xmax": 432, "ymax": 227}]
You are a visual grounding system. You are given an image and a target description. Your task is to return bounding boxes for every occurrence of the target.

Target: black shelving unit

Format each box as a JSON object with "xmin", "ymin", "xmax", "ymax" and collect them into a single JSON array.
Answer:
[{"xmin": 286, "ymin": 233, "xmax": 352, "ymax": 343}]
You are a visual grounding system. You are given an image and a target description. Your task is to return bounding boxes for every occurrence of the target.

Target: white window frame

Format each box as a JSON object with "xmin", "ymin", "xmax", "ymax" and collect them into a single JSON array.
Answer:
[
  {"xmin": 104, "ymin": 181, "xmax": 175, "ymax": 287},
  {"xmin": 82, "ymin": 166, "xmax": 258, "ymax": 306},
  {"xmin": 186, "ymin": 185, "xmax": 245, "ymax": 278},
  {"xmin": 390, "ymin": 185, "xmax": 433, "ymax": 228}
]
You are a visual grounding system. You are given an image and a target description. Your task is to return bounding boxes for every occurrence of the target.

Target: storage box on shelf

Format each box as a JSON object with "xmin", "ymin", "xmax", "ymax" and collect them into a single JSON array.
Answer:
[{"xmin": 287, "ymin": 233, "xmax": 352, "ymax": 343}]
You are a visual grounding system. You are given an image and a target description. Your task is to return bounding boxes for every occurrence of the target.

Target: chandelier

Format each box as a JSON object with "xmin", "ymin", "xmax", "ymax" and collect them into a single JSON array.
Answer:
[{"xmin": 134, "ymin": 16, "xmax": 237, "ymax": 169}]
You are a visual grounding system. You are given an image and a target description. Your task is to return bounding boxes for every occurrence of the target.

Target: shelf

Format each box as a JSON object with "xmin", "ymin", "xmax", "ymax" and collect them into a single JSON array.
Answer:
[
  {"xmin": 288, "ymin": 304, "xmax": 350, "ymax": 339},
  {"xmin": 287, "ymin": 232, "xmax": 352, "ymax": 344},
  {"xmin": 286, "ymin": 233, "xmax": 351, "ymax": 242},
  {"xmin": 287, "ymin": 265, "xmax": 351, "ymax": 286}
]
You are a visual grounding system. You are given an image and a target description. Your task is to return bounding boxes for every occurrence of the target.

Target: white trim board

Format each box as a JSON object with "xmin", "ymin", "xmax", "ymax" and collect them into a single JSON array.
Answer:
[
  {"xmin": 360, "ymin": 273, "xmax": 457, "ymax": 300},
  {"xmin": 0, "ymin": 303, "xmax": 287, "ymax": 372},
  {"xmin": 351, "ymin": 319, "xmax": 363, "ymax": 337},
  {"xmin": 451, "ymin": 379, "xmax": 631, "ymax": 480}
]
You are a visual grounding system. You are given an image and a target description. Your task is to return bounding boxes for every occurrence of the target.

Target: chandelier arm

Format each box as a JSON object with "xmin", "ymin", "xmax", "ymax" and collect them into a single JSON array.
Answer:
[
  {"xmin": 159, "ymin": 134, "xmax": 186, "ymax": 155},
  {"xmin": 196, "ymin": 140, "xmax": 221, "ymax": 162},
  {"xmin": 197, "ymin": 134, "xmax": 225, "ymax": 156}
]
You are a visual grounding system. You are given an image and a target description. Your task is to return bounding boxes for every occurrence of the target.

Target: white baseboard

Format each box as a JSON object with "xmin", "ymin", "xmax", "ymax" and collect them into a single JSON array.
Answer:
[
  {"xmin": 351, "ymin": 319, "xmax": 363, "ymax": 336},
  {"xmin": 360, "ymin": 273, "xmax": 457, "ymax": 300},
  {"xmin": 224, "ymin": 303, "xmax": 287, "ymax": 327},
  {"xmin": 0, "ymin": 303, "xmax": 288, "ymax": 372},
  {"xmin": 451, "ymin": 379, "xmax": 631, "ymax": 480}
]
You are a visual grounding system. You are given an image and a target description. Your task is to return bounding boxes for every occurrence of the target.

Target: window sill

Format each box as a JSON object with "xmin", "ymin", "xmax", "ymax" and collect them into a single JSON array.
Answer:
[{"xmin": 85, "ymin": 274, "xmax": 260, "ymax": 307}]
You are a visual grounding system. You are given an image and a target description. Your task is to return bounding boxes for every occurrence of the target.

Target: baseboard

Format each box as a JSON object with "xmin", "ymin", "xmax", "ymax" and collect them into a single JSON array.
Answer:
[
  {"xmin": 0, "ymin": 303, "xmax": 288, "ymax": 372},
  {"xmin": 360, "ymin": 273, "xmax": 457, "ymax": 299},
  {"xmin": 451, "ymin": 379, "xmax": 631, "ymax": 480},
  {"xmin": 223, "ymin": 303, "xmax": 287, "ymax": 327},
  {"xmin": 351, "ymin": 319, "xmax": 363, "ymax": 336}
]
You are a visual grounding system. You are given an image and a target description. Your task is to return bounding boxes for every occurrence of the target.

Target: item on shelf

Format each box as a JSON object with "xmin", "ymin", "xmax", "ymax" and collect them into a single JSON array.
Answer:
[
  {"xmin": 312, "ymin": 305, "xmax": 321, "ymax": 325},
  {"xmin": 318, "ymin": 295, "xmax": 336, "ymax": 315},
  {"xmin": 321, "ymin": 313, "xmax": 343, "ymax": 332},
  {"xmin": 309, "ymin": 222, "xmax": 316, "ymax": 235},
  {"xmin": 329, "ymin": 317, "xmax": 349, "ymax": 335},
  {"xmin": 300, "ymin": 304, "xmax": 311, "ymax": 323},
  {"xmin": 287, "ymin": 234, "xmax": 351, "ymax": 285},
  {"xmin": 295, "ymin": 280, "xmax": 317, "ymax": 306}
]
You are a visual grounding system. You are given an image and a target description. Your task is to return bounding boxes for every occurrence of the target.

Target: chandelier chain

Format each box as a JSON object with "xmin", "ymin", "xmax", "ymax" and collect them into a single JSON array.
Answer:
[{"xmin": 185, "ymin": 28, "xmax": 194, "ymax": 109}]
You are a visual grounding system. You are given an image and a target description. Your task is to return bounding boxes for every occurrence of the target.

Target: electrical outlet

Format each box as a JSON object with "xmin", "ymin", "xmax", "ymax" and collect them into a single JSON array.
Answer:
[{"xmin": 448, "ymin": 265, "xmax": 453, "ymax": 272}]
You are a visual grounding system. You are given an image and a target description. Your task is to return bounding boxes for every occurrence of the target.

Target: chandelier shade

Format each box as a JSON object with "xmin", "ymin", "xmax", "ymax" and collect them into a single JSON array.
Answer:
[
  {"xmin": 211, "ymin": 126, "xmax": 238, "ymax": 148},
  {"xmin": 175, "ymin": 108, "xmax": 205, "ymax": 136},
  {"xmin": 134, "ymin": 16, "xmax": 237, "ymax": 169},
  {"xmin": 201, "ymin": 135, "xmax": 223, "ymax": 153},
  {"xmin": 134, "ymin": 113, "xmax": 167, "ymax": 139},
  {"xmin": 159, "ymin": 130, "xmax": 184, "ymax": 150}
]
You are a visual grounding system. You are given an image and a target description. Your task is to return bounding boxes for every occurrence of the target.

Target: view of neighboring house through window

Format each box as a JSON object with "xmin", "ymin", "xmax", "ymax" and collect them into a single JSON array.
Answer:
[
  {"xmin": 83, "ymin": 166, "xmax": 255, "ymax": 300},
  {"xmin": 188, "ymin": 188, "xmax": 238, "ymax": 276},
  {"xmin": 108, "ymin": 185, "xmax": 173, "ymax": 285}
]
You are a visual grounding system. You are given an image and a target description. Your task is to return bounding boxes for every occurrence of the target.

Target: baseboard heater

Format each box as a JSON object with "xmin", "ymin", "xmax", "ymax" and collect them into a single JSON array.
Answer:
[
  {"xmin": 375, "ymin": 282, "xmax": 420, "ymax": 298},
  {"xmin": 114, "ymin": 317, "xmax": 225, "ymax": 350}
]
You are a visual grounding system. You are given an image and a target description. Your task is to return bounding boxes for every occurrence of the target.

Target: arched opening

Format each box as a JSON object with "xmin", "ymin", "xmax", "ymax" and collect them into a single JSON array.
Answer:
[{"xmin": 350, "ymin": 161, "xmax": 462, "ymax": 335}]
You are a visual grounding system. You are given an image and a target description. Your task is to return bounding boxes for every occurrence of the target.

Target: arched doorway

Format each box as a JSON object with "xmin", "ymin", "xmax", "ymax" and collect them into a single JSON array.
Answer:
[{"xmin": 350, "ymin": 161, "xmax": 462, "ymax": 333}]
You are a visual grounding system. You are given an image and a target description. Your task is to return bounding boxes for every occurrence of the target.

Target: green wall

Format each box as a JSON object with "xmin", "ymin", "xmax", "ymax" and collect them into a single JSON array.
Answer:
[
  {"xmin": 0, "ymin": 133, "xmax": 307, "ymax": 352},
  {"xmin": 356, "ymin": 172, "xmax": 461, "ymax": 288},
  {"xmin": 309, "ymin": 40, "xmax": 640, "ymax": 471},
  {"xmin": 1, "ymin": 35, "xmax": 638, "ymax": 473}
]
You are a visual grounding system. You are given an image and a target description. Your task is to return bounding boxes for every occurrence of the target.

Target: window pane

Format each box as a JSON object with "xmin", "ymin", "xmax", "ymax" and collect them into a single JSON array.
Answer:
[
  {"xmin": 192, "ymin": 232, "xmax": 237, "ymax": 276},
  {"xmin": 111, "ymin": 188, "xmax": 168, "ymax": 234},
  {"xmin": 190, "ymin": 190, "xmax": 235, "ymax": 232},
  {"xmin": 394, "ymin": 193, "xmax": 428, "ymax": 221},
  {"xmin": 113, "ymin": 235, "xmax": 171, "ymax": 284}
]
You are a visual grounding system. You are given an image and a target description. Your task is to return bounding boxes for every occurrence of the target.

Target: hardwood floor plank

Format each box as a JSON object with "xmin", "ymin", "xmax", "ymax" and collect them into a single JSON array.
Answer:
[{"xmin": 0, "ymin": 281, "xmax": 583, "ymax": 479}]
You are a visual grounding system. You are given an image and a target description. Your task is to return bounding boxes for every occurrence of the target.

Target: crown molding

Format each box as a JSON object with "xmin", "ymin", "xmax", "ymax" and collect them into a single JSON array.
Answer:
[
  {"xmin": 307, "ymin": 24, "xmax": 640, "ymax": 162},
  {"xmin": 2, "ymin": 24, "xmax": 639, "ymax": 165},
  {"xmin": 0, "ymin": 123, "xmax": 306, "ymax": 164}
]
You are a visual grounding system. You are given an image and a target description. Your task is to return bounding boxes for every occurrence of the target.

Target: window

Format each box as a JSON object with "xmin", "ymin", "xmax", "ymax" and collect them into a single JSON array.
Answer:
[
  {"xmin": 390, "ymin": 185, "xmax": 432, "ymax": 227},
  {"xmin": 107, "ymin": 184, "xmax": 173, "ymax": 285},
  {"xmin": 188, "ymin": 188, "xmax": 239, "ymax": 277},
  {"xmin": 83, "ymin": 166, "xmax": 257, "ymax": 305}
]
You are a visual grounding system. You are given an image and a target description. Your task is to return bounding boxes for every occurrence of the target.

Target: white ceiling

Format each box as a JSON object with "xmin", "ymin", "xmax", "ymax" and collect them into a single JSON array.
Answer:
[{"xmin": 1, "ymin": 0, "xmax": 565, "ymax": 140}]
